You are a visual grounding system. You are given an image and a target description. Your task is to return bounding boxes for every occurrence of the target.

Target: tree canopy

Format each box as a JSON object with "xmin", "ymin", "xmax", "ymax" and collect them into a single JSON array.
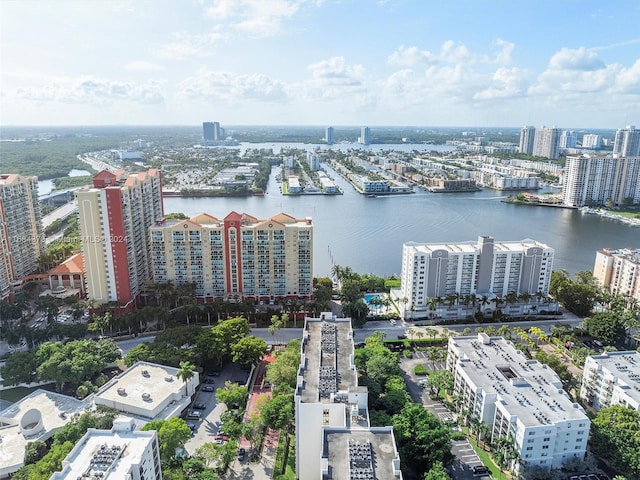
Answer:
[
  {"xmin": 142, "ymin": 418, "xmax": 192, "ymax": 461},
  {"xmin": 591, "ymin": 405, "xmax": 640, "ymax": 479}
]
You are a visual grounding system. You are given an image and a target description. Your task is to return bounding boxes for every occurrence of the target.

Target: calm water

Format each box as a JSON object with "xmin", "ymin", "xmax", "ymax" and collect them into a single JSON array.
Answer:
[
  {"xmin": 163, "ymin": 163, "xmax": 639, "ymax": 278},
  {"xmin": 37, "ymin": 169, "xmax": 92, "ymax": 195}
]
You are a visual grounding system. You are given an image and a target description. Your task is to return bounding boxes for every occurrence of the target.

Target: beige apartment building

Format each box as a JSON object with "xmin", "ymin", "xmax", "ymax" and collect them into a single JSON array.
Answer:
[
  {"xmin": 150, "ymin": 211, "xmax": 312, "ymax": 301},
  {"xmin": 593, "ymin": 247, "xmax": 640, "ymax": 301}
]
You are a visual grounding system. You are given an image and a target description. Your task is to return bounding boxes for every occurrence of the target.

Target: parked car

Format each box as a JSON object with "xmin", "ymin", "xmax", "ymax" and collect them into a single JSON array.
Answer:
[
  {"xmin": 203, "ymin": 378, "xmax": 215, "ymax": 384},
  {"xmin": 187, "ymin": 410, "xmax": 201, "ymax": 419},
  {"xmin": 193, "ymin": 402, "xmax": 206, "ymax": 410},
  {"xmin": 202, "ymin": 385, "xmax": 215, "ymax": 392},
  {"xmin": 237, "ymin": 448, "xmax": 246, "ymax": 461},
  {"xmin": 472, "ymin": 465, "xmax": 489, "ymax": 476}
]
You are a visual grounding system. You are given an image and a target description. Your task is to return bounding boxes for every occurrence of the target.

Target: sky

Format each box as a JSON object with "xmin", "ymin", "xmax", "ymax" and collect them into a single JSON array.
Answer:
[{"xmin": 1, "ymin": 0, "xmax": 639, "ymax": 128}]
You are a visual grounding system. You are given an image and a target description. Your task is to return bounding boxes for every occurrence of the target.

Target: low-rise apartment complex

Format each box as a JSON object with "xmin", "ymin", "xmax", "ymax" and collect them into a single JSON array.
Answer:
[
  {"xmin": 295, "ymin": 315, "xmax": 403, "ymax": 480},
  {"xmin": 448, "ymin": 334, "xmax": 590, "ymax": 472},
  {"xmin": 50, "ymin": 418, "xmax": 162, "ymax": 480},
  {"xmin": 580, "ymin": 351, "xmax": 640, "ymax": 412}
]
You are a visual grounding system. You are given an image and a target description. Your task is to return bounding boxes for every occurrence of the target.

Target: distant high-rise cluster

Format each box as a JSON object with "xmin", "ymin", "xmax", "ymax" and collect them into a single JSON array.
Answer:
[
  {"xmin": 582, "ymin": 134, "xmax": 602, "ymax": 149},
  {"xmin": 559, "ymin": 130, "xmax": 577, "ymax": 149},
  {"xmin": 358, "ymin": 126, "xmax": 370, "ymax": 145},
  {"xmin": 518, "ymin": 126, "xmax": 536, "ymax": 155},
  {"xmin": 613, "ymin": 125, "xmax": 640, "ymax": 157},
  {"xmin": 532, "ymin": 126, "xmax": 561, "ymax": 159},
  {"xmin": 0, "ymin": 174, "xmax": 43, "ymax": 300},
  {"xmin": 202, "ymin": 121, "xmax": 225, "ymax": 143},
  {"xmin": 325, "ymin": 126, "xmax": 334, "ymax": 145}
]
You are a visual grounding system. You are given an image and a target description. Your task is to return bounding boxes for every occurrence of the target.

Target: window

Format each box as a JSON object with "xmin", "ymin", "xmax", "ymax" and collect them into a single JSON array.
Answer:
[{"xmin": 526, "ymin": 447, "xmax": 533, "ymax": 451}]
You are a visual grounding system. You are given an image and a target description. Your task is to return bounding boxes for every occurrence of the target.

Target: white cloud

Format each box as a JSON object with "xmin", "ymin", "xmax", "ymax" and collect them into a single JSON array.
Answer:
[
  {"xmin": 548, "ymin": 47, "xmax": 605, "ymax": 71},
  {"xmin": 615, "ymin": 58, "xmax": 640, "ymax": 94},
  {"xmin": 125, "ymin": 60, "xmax": 165, "ymax": 72},
  {"xmin": 494, "ymin": 38, "xmax": 515, "ymax": 65},
  {"xmin": 387, "ymin": 46, "xmax": 437, "ymax": 67},
  {"xmin": 206, "ymin": 0, "xmax": 309, "ymax": 37},
  {"xmin": 156, "ymin": 32, "xmax": 228, "ymax": 60},
  {"xmin": 474, "ymin": 67, "xmax": 528, "ymax": 100},
  {"xmin": 177, "ymin": 69, "xmax": 288, "ymax": 103},
  {"xmin": 299, "ymin": 56, "xmax": 370, "ymax": 103},
  {"xmin": 12, "ymin": 77, "xmax": 165, "ymax": 105},
  {"xmin": 440, "ymin": 40, "xmax": 475, "ymax": 64}
]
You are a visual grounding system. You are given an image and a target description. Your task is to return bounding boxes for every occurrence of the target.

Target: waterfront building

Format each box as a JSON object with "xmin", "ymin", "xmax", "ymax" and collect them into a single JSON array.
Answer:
[
  {"xmin": 562, "ymin": 155, "xmax": 640, "ymax": 207},
  {"xmin": 613, "ymin": 125, "xmax": 640, "ymax": 157},
  {"xmin": 397, "ymin": 236, "xmax": 554, "ymax": 320},
  {"xmin": 150, "ymin": 212, "xmax": 312, "ymax": 301},
  {"xmin": 288, "ymin": 176, "xmax": 302, "ymax": 193},
  {"xmin": 560, "ymin": 130, "xmax": 577, "ymax": 149},
  {"xmin": 519, "ymin": 126, "xmax": 536, "ymax": 155},
  {"xmin": 94, "ymin": 361, "xmax": 199, "ymax": 421},
  {"xmin": 448, "ymin": 333, "xmax": 590, "ymax": 472},
  {"xmin": 0, "ymin": 174, "xmax": 43, "ymax": 301},
  {"xmin": 359, "ymin": 126, "xmax": 371, "ymax": 145},
  {"xmin": 580, "ymin": 351, "xmax": 640, "ymax": 411},
  {"xmin": 307, "ymin": 151, "xmax": 321, "ymax": 171},
  {"xmin": 593, "ymin": 248, "xmax": 640, "ymax": 301},
  {"xmin": 50, "ymin": 418, "xmax": 162, "ymax": 480},
  {"xmin": 295, "ymin": 315, "xmax": 403, "ymax": 480},
  {"xmin": 533, "ymin": 126, "xmax": 561, "ymax": 159},
  {"xmin": 325, "ymin": 126, "xmax": 334, "ymax": 145},
  {"xmin": 582, "ymin": 134, "xmax": 602, "ymax": 149},
  {"xmin": 0, "ymin": 390, "xmax": 89, "ymax": 479},
  {"xmin": 76, "ymin": 169, "xmax": 164, "ymax": 307}
]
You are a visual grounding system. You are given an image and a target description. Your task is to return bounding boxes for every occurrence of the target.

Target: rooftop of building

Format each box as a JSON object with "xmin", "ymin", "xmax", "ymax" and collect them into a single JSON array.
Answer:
[
  {"xmin": 152, "ymin": 211, "xmax": 312, "ymax": 230},
  {"xmin": 94, "ymin": 361, "xmax": 191, "ymax": 419},
  {"xmin": 450, "ymin": 334, "xmax": 587, "ymax": 426},
  {"xmin": 50, "ymin": 421, "xmax": 156, "ymax": 480},
  {"xmin": 48, "ymin": 252, "xmax": 85, "ymax": 276},
  {"xmin": 598, "ymin": 247, "xmax": 640, "ymax": 263},
  {"xmin": 0, "ymin": 173, "xmax": 36, "ymax": 186},
  {"xmin": 585, "ymin": 351, "xmax": 640, "ymax": 400},
  {"xmin": 0, "ymin": 389, "xmax": 90, "ymax": 477},
  {"xmin": 405, "ymin": 237, "xmax": 551, "ymax": 254},
  {"xmin": 322, "ymin": 428, "xmax": 402, "ymax": 480},
  {"xmin": 298, "ymin": 315, "xmax": 357, "ymax": 404}
]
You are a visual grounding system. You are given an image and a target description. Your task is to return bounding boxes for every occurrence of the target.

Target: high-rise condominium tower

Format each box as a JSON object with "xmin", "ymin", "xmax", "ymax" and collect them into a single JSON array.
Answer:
[
  {"xmin": 613, "ymin": 125, "xmax": 640, "ymax": 157},
  {"xmin": 533, "ymin": 126, "xmax": 561, "ymax": 159},
  {"xmin": 359, "ymin": 126, "xmax": 370, "ymax": 145},
  {"xmin": 0, "ymin": 174, "xmax": 43, "ymax": 300},
  {"xmin": 563, "ymin": 155, "xmax": 640, "ymax": 207},
  {"xmin": 325, "ymin": 126, "xmax": 334, "ymax": 145},
  {"xmin": 76, "ymin": 169, "xmax": 163, "ymax": 307},
  {"xmin": 518, "ymin": 126, "xmax": 535, "ymax": 154}
]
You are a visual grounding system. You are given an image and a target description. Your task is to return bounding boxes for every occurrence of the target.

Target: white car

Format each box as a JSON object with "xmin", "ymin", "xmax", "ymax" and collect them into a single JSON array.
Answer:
[{"xmin": 390, "ymin": 319, "xmax": 397, "ymax": 326}]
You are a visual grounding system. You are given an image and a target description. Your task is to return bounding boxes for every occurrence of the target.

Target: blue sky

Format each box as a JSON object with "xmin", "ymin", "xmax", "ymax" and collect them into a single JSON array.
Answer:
[{"xmin": 1, "ymin": 0, "xmax": 639, "ymax": 128}]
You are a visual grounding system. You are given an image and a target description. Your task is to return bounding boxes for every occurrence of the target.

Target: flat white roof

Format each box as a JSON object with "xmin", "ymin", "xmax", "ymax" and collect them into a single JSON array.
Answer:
[
  {"xmin": 450, "ymin": 335, "xmax": 588, "ymax": 427},
  {"xmin": 586, "ymin": 351, "xmax": 640, "ymax": 404},
  {"xmin": 50, "ymin": 426, "xmax": 157, "ymax": 479},
  {"xmin": 405, "ymin": 238, "xmax": 551, "ymax": 255},
  {"xmin": 0, "ymin": 390, "xmax": 90, "ymax": 478}
]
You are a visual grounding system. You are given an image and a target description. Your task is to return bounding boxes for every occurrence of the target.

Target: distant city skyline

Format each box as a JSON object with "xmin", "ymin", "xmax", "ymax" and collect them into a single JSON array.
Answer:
[{"xmin": 1, "ymin": 0, "xmax": 639, "ymax": 127}]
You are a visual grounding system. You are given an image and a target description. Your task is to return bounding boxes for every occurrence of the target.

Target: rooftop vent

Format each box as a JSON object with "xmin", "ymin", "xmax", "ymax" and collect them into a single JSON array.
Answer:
[
  {"xmin": 142, "ymin": 392, "xmax": 151, "ymax": 401},
  {"xmin": 142, "ymin": 370, "xmax": 150, "ymax": 377},
  {"xmin": 117, "ymin": 387, "xmax": 126, "ymax": 396}
]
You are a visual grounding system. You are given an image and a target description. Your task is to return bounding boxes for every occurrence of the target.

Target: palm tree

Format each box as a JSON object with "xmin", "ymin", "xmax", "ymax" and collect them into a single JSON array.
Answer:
[{"xmin": 176, "ymin": 360, "xmax": 196, "ymax": 396}]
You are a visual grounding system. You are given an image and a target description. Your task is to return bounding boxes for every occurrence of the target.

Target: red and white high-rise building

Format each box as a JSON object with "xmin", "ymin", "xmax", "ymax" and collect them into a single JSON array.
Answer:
[{"xmin": 76, "ymin": 169, "xmax": 163, "ymax": 306}]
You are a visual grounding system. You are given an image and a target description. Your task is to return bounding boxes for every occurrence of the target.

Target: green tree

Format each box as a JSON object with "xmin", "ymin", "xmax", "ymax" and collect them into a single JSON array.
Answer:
[
  {"xmin": 261, "ymin": 394, "xmax": 294, "ymax": 431},
  {"xmin": 176, "ymin": 360, "xmax": 196, "ymax": 395},
  {"xmin": 142, "ymin": 417, "xmax": 192, "ymax": 461},
  {"xmin": 215, "ymin": 380, "xmax": 249, "ymax": 409},
  {"xmin": 23, "ymin": 440, "xmax": 48, "ymax": 466},
  {"xmin": 392, "ymin": 403, "xmax": 454, "ymax": 478},
  {"xmin": 0, "ymin": 350, "xmax": 38, "ymax": 385},
  {"xmin": 591, "ymin": 406, "xmax": 640, "ymax": 479},
  {"xmin": 424, "ymin": 460, "xmax": 449, "ymax": 480},
  {"xmin": 582, "ymin": 311, "xmax": 627, "ymax": 346},
  {"xmin": 194, "ymin": 442, "xmax": 224, "ymax": 468},
  {"xmin": 232, "ymin": 336, "xmax": 267, "ymax": 366}
]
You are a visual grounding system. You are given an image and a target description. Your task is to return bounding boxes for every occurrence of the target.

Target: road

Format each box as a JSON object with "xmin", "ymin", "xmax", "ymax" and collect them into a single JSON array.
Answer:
[{"xmin": 42, "ymin": 200, "xmax": 78, "ymax": 228}]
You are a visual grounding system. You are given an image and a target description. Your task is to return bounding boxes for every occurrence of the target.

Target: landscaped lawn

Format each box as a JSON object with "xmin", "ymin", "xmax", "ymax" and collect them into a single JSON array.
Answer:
[{"xmin": 0, "ymin": 383, "xmax": 57, "ymax": 403}]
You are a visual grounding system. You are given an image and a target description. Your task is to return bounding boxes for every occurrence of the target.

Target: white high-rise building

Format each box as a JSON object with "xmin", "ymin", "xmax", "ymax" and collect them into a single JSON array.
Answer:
[
  {"xmin": 398, "ymin": 236, "xmax": 554, "ymax": 319},
  {"xmin": 593, "ymin": 248, "xmax": 640, "ymax": 301},
  {"xmin": 582, "ymin": 134, "xmax": 602, "ymax": 149},
  {"xmin": 76, "ymin": 169, "xmax": 164, "ymax": 307},
  {"xmin": 562, "ymin": 155, "xmax": 640, "ymax": 207},
  {"xmin": 0, "ymin": 174, "xmax": 44, "ymax": 300},
  {"xmin": 359, "ymin": 126, "xmax": 370, "ymax": 145},
  {"xmin": 295, "ymin": 315, "xmax": 403, "ymax": 480},
  {"xmin": 448, "ymin": 333, "xmax": 590, "ymax": 473},
  {"xmin": 559, "ymin": 130, "xmax": 577, "ymax": 149},
  {"xmin": 533, "ymin": 126, "xmax": 561, "ymax": 159},
  {"xmin": 50, "ymin": 418, "xmax": 162, "ymax": 480},
  {"xmin": 519, "ymin": 126, "xmax": 536, "ymax": 155},
  {"xmin": 613, "ymin": 125, "xmax": 640, "ymax": 157}
]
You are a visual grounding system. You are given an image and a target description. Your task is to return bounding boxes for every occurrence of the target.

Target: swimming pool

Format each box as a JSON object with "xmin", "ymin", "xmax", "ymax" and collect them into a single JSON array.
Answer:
[{"xmin": 363, "ymin": 293, "xmax": 384, "ymax": 305}]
